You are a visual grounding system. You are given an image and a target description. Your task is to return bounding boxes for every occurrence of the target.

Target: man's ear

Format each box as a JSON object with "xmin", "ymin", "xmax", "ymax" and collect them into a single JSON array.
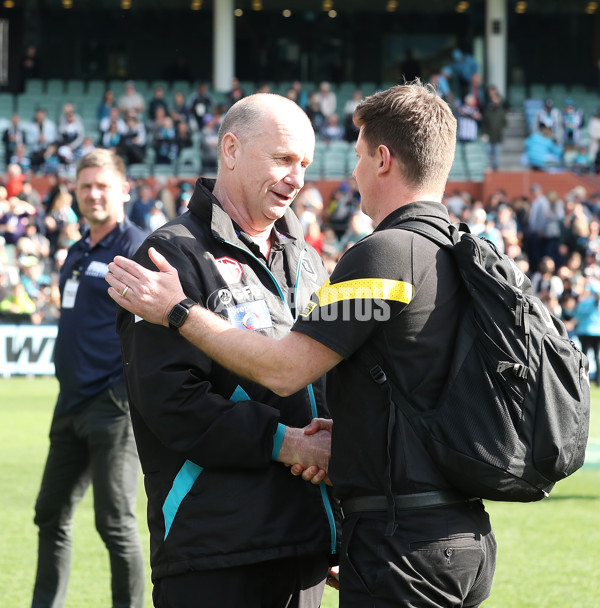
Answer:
[
  {"xmin": 377, "ymin": 145, "xmax": 393, "ymax": 175},
  {"xmin": 122, "ymin": 181, "xmax": 131, "ymax": 203},
  {"xmin": 220, "ymin": 132, "xmax": 239, "ymax": 170}
]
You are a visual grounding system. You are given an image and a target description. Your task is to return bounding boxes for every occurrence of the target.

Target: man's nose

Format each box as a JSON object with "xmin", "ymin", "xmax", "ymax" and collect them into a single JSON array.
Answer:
[{"xmin": 285, "ymin": 165, "xmax": 304, "ymax": 190}]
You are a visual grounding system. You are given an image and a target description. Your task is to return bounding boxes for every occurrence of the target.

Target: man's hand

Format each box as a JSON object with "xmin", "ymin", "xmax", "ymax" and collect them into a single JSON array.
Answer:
[
  {"xmin": 326, "ymin": 566, "xmax": 340, "ymax": 590},
  {"xmin": 287, "ymin": 418, "xmax": 333, "ymax": 485},
  {"xmin": 278, "ymin": 422, "xmax": 331, "ymax": 486},
  {"xmin": 106, "ymin": 247, "xmax": 186, "ymax": 326}
]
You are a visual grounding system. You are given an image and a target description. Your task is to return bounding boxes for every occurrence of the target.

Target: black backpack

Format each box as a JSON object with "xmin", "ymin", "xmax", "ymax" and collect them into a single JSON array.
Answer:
[{"xmin": 364, "ymin": 219, "xmax": 591, "ymax": 502}]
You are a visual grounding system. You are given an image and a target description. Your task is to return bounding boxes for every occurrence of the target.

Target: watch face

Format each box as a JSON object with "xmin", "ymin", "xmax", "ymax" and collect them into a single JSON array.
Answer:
[{"xmin": 169, "ymin": 304, "xmax": 188, "ymax": 328}]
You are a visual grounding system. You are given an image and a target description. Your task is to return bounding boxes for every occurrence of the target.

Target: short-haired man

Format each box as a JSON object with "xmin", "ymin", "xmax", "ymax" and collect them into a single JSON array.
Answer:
[
  {"xmin": 108, "ymin": 83, "xmax": 497, "ymax": 607},
  {"xmin": 32, "ymin": 149, "xmax": 146, "ymax": 607}
]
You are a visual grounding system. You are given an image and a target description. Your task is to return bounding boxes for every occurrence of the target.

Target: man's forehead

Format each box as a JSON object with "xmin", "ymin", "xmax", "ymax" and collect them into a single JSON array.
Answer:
[{"xmin": 78, "ymin": 167, "xmax": 122, "ymax": 184}]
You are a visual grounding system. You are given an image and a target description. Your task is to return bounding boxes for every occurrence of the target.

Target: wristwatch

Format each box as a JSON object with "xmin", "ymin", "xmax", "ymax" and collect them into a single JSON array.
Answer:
[{"xmin": 167, "ymin": 298, "xmax": 197, "ymax": 329}]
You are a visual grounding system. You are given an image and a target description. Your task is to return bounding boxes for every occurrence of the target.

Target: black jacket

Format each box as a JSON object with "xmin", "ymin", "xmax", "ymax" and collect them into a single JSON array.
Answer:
[{"xmin": 117, "ymin": 178, "xmax": 338, "ymax": 581}]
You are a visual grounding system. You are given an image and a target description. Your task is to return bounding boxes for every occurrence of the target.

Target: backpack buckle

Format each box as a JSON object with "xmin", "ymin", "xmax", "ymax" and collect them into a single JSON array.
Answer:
[
  {"xmin": 497, "ymin": 361, "xmax": 529, "ymax": 379},
  {"xmin": 513, "ymin": 363, "xmax": 529, "ymax": 379},
  {"xmin": 370, "ymin": 365, "xmax": 387, "ymax": 384}
]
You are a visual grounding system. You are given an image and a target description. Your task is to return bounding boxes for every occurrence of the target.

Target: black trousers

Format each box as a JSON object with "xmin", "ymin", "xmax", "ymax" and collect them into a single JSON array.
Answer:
[
  {"xmin": 339, "ymin": 500, "xmax": 496, "ymax": 608},
  {"xmin": 152, "ymin": 554, "xmax": 329, "ymax": 608},
  {"xmin": 578, "ymin": 334, "xmax": 600, "ymax": 384}
]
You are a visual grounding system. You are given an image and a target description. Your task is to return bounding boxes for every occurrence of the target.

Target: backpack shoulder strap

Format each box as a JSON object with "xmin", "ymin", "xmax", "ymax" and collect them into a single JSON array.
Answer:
[
  {"xmin": 351, "ymin": 345, "xmax": 421, "ymax": 535},
  {"xmin": 394, "ymin": 219, "xmax": 467, "ymax": 250},
  {"xmin": 352, "ymin": 345, "xmax": 419, "ymax": 419}
]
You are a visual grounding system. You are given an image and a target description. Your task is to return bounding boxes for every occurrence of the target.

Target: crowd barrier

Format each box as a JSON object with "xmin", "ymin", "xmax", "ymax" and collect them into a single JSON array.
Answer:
[{"xmin": 0, "ymin": 324, "xmax": 57, "ymax": 376}]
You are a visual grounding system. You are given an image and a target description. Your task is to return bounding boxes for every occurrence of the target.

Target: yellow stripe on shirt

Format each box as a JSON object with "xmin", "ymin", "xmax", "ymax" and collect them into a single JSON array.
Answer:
[{"xmin": 315, "ymin": 278, "xmax": 414, "ymax": 306}]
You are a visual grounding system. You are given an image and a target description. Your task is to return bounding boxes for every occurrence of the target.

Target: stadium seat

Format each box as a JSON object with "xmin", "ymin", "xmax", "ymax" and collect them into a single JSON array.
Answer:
[
  {"xmin": 328, "ymin": 140, "xmax": 351, "ymax": 154},
  {"xmin": 152, "ymin": 163, "xmax": 175, "ymax": 177},
  {"xmin": 346, "ymin": 147, "xmax": 357, "ymax": 174},
  {"xmin": 322, "ymin": 149, "xmax": 348, "ymax": 179},
  {"xmin": 529, "ymin": 83, "xmax": 548, "ymax": 100},
  {"xmin": 176, "ymin": 147, "xmax": 201, "ymax": 177},
  {"xmin": 87, "ymin": 79, "xmax": 108, "ymax": 96},
  {"xmin": 304, "ymin": 155, "xmax": 322, "ymax": 180},
  {"xmin": 24, "ymin": 79, "xmax": 44, "ymax": 96},
  {"xmin": 83, "ymin": 116, "xmax": 99, "ymax": 135},
  {"xmin": 448, "ymin": 151, "xmax": 468, "ymax": 181},
  {"xmin": 171, "ymin": 80, "xmax": 192, "ymax": 98},
  {"xmin": 314, "ymin": 139, "xmax": 328, "ymax": 156},
  {"xmin": 507, "ymin": 85, "xmax": 526, "ymax": 108},
  {"xmin": 46, "ymin": 79, "xmax": 65, "ymax": 96},
  {"xmin": 456, "ymin": 141, "xmax": 487, "ymax": 182},
  {"xmin": 80, "ymin": 101, "xmax": 99, "ymax": 122},
  {"xmin": 66, "ymin": 79, "xmax": 86, "ymax": 97},
  {"xmin": 336, "ymin": 82, "xmax": 357, "ymax": 107},
  {"xmin": 239, "ymin": 81, "xmax": 255, "ymax": 94},
  {"xmin": 191, "ymin": 130, "xmax": 202, "ymax": 147},
  {"xmin": 15, "ymin": 95, "xmax": 39, "ymax": 119},
  {"xmin": 127, "ymin": 163, "xmax": 151, "ymax": 179},
  {"xmin": 108, "ymin": 80, "xmax": 127, "ymax": 98},
  {"xmin": 0, "ymin": 93, "xmax": 14, "ymax": 116},
  {"xmin": 149, "ymin": 80, "xmax": 169, "ymax": 95},
  {"xmin": 144, "ymin": 147, "xmax": 156, "ymax": 165},
  {"xmin": 274, "ymin": 81, "xmax": 293, "ymax": 96},
  {"xmin": 358, "ymin": 82, "xmax": 378, "ymax": 95},
  {"xmin": 548, "ymin": 84, "xmax": 568, "ymax": 102}
]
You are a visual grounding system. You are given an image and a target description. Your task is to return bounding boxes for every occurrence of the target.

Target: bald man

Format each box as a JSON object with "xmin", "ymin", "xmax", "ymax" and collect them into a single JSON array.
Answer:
[{"xmin": 113, "ymin": 94, "xmax": 339, "ymax": 608}]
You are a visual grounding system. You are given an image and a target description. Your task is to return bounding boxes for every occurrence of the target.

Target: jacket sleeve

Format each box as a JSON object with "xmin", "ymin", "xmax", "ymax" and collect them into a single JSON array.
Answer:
[{"xmin": 116, "ymin": 234, "xmax": 282, "ymax": 470}]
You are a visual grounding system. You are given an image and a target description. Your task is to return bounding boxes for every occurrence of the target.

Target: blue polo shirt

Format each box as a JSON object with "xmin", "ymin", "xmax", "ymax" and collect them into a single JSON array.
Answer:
[{"xmin": 54, "ymin": 217, "xmax": 145, "ymax": 413}]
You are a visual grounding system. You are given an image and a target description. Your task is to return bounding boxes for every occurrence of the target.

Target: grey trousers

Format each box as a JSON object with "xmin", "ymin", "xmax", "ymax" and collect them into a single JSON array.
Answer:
[{"xmin": 31, "ymin": 383, "xmax": 145, "ymax": 608}]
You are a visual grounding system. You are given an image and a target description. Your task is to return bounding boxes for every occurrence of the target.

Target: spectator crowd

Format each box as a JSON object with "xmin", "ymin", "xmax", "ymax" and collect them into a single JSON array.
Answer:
[
  {"xmin": 4, "ymin": 63, "xmax": 600, "ymax": 182},
  {"xmin": 3, "ymin": 71, "xmax": 600, "ymax": 380},
  {"xmin": 0, "ymin": 77, "xmax": 367, "ymax": 180}
]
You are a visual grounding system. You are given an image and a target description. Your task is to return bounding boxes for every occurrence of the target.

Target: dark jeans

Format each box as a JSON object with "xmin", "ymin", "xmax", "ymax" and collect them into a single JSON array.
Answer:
[
  {"xmin": 578, "ymin": 335, "xmax": 600, "ymax": 384},
  {"xmin": 525, "ymin": 233, "xmax": 545, "ymax": 275},
  {"xmin": 339, "ymin": 500, "xmax": 496, "ymax": 608},
  {"xmin": 31, "ymin": 383, "xmax": 145, "ymax": 608},
  {"xmin": 152, "ymin": 554, "xmax": 329, "ymax": 608}
]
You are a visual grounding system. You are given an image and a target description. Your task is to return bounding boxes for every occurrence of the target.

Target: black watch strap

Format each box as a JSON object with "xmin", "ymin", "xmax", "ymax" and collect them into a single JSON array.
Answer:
[{"xmin": 167, "ymin": 298, "xmax": 197, "ymax": 329}]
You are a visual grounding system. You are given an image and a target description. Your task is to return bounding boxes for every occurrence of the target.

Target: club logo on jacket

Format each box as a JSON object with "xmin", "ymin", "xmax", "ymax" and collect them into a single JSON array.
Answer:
[
  {"xmin": 217, "ymin": 289, "xmax": 233, "ymax": 306},
  {"xmin": 208, "ymin": 284, "xmax": 265, "ymax": 314},
  {"xmin": 302, "ymin": 258, "xmax": 316, "ymax": 277},
  {"xmin": 215, "ymin": 256, "xmax": 243, "ymax": 284}
]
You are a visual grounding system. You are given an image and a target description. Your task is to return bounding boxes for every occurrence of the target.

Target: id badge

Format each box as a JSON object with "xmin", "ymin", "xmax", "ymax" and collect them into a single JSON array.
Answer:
[
  {"xmin": 62, "ymin": 278, "xmax": 79, "ymax": 309},
  {"xmin": 226, "ymin": 299, "xmax": 273, "ymax": 331}
]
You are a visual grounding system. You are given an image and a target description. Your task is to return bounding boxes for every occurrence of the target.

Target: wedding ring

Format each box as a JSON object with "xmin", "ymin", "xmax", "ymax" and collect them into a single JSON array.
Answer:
[{"xmin": 121, "ymin": 285, "xmax": 129, "ymax": 297}]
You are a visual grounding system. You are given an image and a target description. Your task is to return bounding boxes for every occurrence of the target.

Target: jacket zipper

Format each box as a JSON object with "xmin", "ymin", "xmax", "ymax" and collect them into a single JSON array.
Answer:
[{"xmin": 218, "ymin": 237, "xmax": 337, "ymax": 554}]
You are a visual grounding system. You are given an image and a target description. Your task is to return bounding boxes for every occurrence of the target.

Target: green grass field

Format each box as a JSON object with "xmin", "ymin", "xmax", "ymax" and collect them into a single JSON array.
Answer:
[{"xmin": 1, "ymin": 377, "xmax": 598, "ymax": 607}]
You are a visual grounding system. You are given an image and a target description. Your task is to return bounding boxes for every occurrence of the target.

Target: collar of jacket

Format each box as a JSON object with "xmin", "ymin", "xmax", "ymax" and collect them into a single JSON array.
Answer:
[
  {"xmin": 78, "ymin": 216, "xmax": 135, "ymax": 251},
  {"xmin": 187, "ymin": 177, "xmax": 304, "ymax": 248},
  {"xmin": 376, "ymin": 200, "xmax": 451, "ymax": 233}
]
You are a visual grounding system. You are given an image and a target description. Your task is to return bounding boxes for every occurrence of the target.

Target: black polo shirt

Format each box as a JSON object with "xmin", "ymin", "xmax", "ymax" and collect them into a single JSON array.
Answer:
[
  {"xmin": 293, "ymin": 201, "xmax": 462, "ymax": 499},
  {"xmin": 54, "ymin": 218, "xmax": 145, "ymax": 413}
]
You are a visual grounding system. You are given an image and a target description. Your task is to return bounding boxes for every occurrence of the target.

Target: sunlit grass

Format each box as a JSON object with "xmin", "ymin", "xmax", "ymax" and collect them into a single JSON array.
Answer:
[{"xmin": 1, "ymin": 377, "xmax": 598, "ymax": 607}]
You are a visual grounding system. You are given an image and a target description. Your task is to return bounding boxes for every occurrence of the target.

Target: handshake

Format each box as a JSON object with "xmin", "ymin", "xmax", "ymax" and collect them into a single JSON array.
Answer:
[{"xmin": 277, "ymin": 418, "xmax": 332, "ymax": 486}]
